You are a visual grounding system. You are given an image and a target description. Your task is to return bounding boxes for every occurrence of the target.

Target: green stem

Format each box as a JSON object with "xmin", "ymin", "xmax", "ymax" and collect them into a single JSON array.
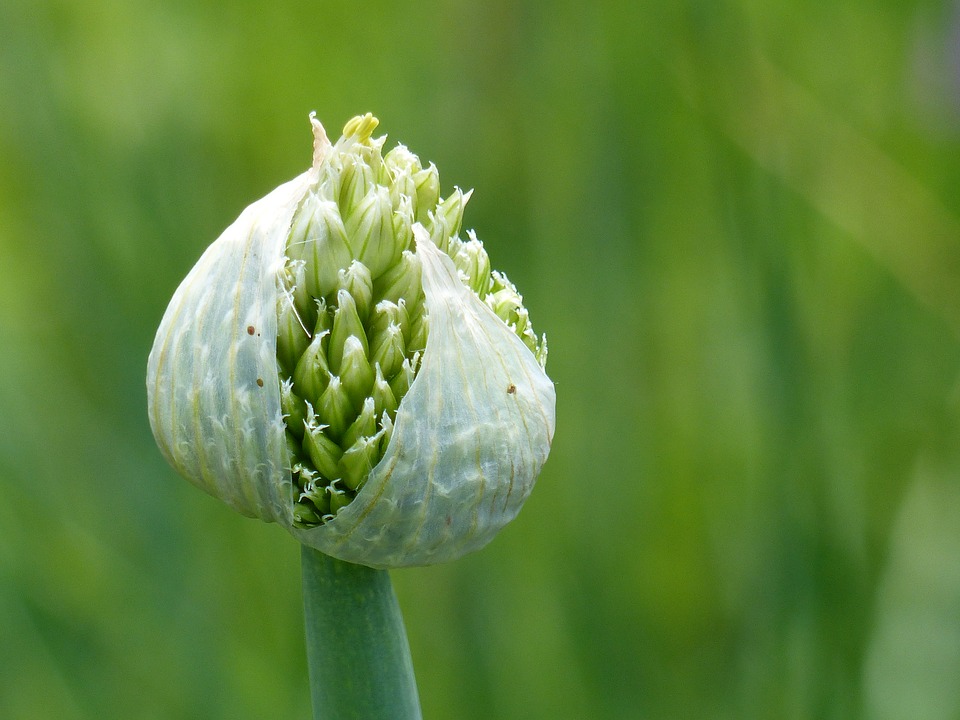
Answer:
[{"xmin": 301, "ymin": 546, "xmax": 422, "ymax": 720}]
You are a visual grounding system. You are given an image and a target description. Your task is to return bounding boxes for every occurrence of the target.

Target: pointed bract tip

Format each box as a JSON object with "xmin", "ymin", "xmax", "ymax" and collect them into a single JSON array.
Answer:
[{"xmin": 310, "ymin": 111, "xmax": 331, "ymax": 168}]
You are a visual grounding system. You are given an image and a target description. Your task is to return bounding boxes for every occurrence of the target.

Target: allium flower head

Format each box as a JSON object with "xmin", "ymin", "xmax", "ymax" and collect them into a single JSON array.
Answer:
[{"xmin": 147, "ymin": 114, "xmax": 555, "ymax": 568}]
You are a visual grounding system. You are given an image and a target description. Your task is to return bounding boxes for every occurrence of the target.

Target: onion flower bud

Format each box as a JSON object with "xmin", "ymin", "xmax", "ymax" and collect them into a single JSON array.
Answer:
[{"xmin": 147, "ymin": 113, "xmax": 555, "ymax": 568}]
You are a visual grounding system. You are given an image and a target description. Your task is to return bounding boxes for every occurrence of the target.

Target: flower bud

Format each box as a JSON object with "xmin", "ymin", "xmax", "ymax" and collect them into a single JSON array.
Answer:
[
  {"xmin": 453, "ymin": 231, "xmax": 492, "ymax": 296},
  {"xmin": 287, "ymin": 196, "xmax": 353, "ymax": 300},
  {"xmin": 346, "ymin": 185, "xmax": 401, "ymax": 279},
  {"xmin": 370, "ymin": 321, "xmax": 405, "ymax": 379},
  {"xmin": 373, "ymin": 250, "xmax": 422, "ymax": 307},
  {"xmin": 299, "ymin": 475, "xmax": 331, "ymax": 518},
  {"xmin": 338, "ymin": 156, "xmax": 377, "ymax": 216},
  {"xmin": 438, "ymin": 187, "xmax": 470, "ymax": 237},
  {"xmin": 343, "ymin": 397, "xmax": 377, "ymax": 449},
  {"xmin": 369, "ymin": 299, "xmax": 409, "ymax": 346},
  {"xmin": 388, "ymin": 354, "xmax": 420, "ymax": 404},
  {"xmin": 407, "ymin": 311, "xmax": 428, "ymax": 356},
  {"xmin": 383, "ymin": 144, "xmax": 420, "ymax": 209},
  {"xmin": 303, "ymin": 415, "xmax": 344, "ymax": 482},
  {"xmin": 293, "ymin": 330, "xmax": 330, "ymax": 404},
  {"xmin": 336, "ymin": 261, "xmax": 374, "ymax": 323},
  {"xmin": 316, "ymin": 375, "xmax": 353, "ymax": 441},
  {"xmin": 370, "ymin": 364, "xmax": 398, "ymax": 420},
  {"xmin": 147, "ymin": 113, "xmax": 555, "ymax": 568},
  {"xmin": 392, "ymin": 194, "xmax": 415, "ymax": 253},
  {"xmin": 328, "ymin": 480, "xmax": 352, "ymax": 515},
  {"xmin": 413, "ymin": 163, "xmax": 440, "ymax": 224},
  {"xmin": 339, "ymin": 433, "xmax": 381, "ymax": 491},
  {"xmin": 338, "ymin": 335, "xmax": 374, "ymax": 406},
  {"xmin": 277, "ymin": 288, "xmax": 310, "ymax": 377},
  {"xmin": 328, "ymin": 290, "xmax": 367, "ymax": 373},
  {"xmin": 280, "ymin": 378, "xmax": 308, "ymax": 440}
]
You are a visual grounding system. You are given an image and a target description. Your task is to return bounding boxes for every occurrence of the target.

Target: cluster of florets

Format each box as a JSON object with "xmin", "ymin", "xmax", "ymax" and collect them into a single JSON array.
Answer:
[{"xmin": 276, "ymin": 114, "xmax": 546, "ymax": 527}]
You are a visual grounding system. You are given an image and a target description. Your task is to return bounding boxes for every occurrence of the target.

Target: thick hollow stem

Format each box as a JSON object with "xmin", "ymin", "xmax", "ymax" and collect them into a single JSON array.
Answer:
[{"xmin": 301, "ymin": 546, "xmax": 422, "ymax": 720}]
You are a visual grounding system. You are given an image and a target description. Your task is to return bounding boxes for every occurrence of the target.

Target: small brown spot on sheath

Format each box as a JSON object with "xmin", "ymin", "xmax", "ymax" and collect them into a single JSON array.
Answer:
[
  {"xmin": 507, "ymin": 383, "xmax": 517, "ymax": 394},
  {"xmin": 256, "ymin": 378, "xmax": 264, "ymax": 387},
  {"xmin": 247, "ymin": 325, "xmax": 256, "ymax": 335}
]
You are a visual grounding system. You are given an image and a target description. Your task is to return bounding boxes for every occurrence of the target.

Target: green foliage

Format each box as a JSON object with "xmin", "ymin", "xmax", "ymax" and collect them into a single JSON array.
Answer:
[{"xmin": 3, "ymin": 0, "xmax": 960, "ymax": 718}]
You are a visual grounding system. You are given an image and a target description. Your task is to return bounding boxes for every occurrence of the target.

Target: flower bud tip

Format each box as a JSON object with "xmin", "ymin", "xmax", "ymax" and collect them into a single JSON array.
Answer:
[
  {"xmin": 342, "ymin": 113, "xmax": 380, "ymax": 142},
  {"xmin": 310, "ymin": 112, "xmax": 331, "ymax": 168}
]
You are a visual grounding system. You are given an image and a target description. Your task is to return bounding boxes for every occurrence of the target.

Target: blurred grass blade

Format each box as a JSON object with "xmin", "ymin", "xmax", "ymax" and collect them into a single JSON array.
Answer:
[{"xmin": 679, "ymin": 50, "xmax": 960, "ymax": 334}]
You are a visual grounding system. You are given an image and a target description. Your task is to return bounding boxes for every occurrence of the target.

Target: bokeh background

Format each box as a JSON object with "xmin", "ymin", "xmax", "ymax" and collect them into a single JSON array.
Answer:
[{"xmin": 3, "ymin": 1, "xmax": 960, "ymax": 718}]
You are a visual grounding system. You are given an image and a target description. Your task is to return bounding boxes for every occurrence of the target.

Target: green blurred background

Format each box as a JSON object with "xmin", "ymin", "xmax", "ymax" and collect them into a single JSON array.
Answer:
[{"xmin": 3, "ymin": 0, "xmax": 960, "ymax": 718}]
